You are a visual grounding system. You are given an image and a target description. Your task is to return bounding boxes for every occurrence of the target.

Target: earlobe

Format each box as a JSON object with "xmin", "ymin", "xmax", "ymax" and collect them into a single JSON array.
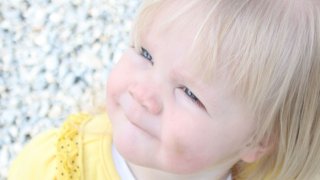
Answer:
[
  {"xmin": 240, "ymin": 141, "xmax": 274, "ymax": 163},
  {"xmin": 240, "ymin": 146, "xmax": 266, "ymax": 163}
]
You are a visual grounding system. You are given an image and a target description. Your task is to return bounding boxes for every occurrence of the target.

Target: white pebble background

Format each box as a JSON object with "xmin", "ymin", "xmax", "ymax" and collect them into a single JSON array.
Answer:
[{"xmin": 0, "ymin": 0, "xmax": 141, "ymax": 179}]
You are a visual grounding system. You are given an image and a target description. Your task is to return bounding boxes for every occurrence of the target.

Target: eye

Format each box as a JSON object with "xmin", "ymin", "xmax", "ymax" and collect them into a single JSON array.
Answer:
[
  {"xmin": 140, "ymin": 47, "xmax": 153, "ymax": 65},
  {"xmin": 181, "ymin": 87, "xmax": 205, "ymax": 109}
]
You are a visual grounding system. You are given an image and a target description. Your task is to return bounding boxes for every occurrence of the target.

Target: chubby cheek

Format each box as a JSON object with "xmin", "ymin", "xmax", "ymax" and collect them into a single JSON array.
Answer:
[
  {"xmin": 106, "ymin": 69, "xmax": 122, "ymax": 99},
  {"xmin": 159, "ymin": 114, "xmax": 215, "ymax": 173},
  {"xmin": 106, "ymin": 59, "xmax": 132, "ymax": 110},
  {"xmin": 161, "ymin": 135, "xmax": 212, "ymax": 173},
  {"xmin": 106, "ymin": 71, "xmax": 120, "ymax": 113}
]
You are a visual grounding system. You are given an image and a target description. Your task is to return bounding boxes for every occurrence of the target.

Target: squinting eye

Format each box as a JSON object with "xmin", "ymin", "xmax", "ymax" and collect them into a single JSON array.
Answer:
[
  {"xmin": 140, "ymin": 47, "xmax": 153, "ymax": 64},
  {"xmin": 181, "ymin": 87, "xmax": 205, "ymax": 109}
]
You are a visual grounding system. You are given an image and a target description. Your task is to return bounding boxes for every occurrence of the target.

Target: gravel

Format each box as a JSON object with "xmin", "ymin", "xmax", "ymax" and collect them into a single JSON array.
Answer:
[{"xmin": 0, "ymin": 0, "xmax": 141, "ymax": 179}]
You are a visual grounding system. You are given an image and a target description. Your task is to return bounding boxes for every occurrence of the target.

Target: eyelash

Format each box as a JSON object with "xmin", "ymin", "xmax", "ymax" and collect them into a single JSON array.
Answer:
[
  {"xmin": 138, "ymin": 46, "xmax": 205, "ymax": 109},
  {"xmin": 181, "ymin": 87, "xmax": 205, "ymax": 109},
  {"xmin": 140, "ymin": 47, "xmax": 153, "ymax": 65}
]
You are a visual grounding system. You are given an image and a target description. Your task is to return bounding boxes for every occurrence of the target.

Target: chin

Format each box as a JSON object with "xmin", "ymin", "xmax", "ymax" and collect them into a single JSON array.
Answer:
[{"xmin": 115, "ymin": 140, "xmax": 207, "ymax": 175}]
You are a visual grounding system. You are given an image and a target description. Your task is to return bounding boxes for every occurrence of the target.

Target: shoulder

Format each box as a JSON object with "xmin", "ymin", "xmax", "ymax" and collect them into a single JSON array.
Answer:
[
  {"xmin": 80, "ymin": 113, "xmax": 120, "ymax": 179},
  {"xmin": 8, "ymin": 112, "xmax": 118, "ymax": 180},
  {"xmin": 8, "ymin": 129, "xmax": 59, "ymax": 179}
]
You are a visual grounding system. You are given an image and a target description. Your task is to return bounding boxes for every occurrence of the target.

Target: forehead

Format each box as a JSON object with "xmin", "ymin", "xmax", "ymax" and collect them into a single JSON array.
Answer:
[
  {"xmin": 146, "ymin": 2, "xmax": 202, "ymax": 42},
  {"xmin": 142, "ymin": 1, "xmax": 233, "ymax": 90},
  {"xmin": 142, "ymin": 1, "xmax": 210, "ymax": 75}
]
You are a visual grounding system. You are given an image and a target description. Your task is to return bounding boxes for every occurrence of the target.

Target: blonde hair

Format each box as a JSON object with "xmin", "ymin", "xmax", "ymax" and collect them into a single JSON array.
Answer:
[{"xmin": 130, "ymin": 0, "xmax": 320, "ymax": 179}]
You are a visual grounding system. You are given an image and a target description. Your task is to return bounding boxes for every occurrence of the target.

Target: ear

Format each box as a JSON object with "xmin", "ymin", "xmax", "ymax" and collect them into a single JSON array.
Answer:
[{"xmin": 240, "ymin": 140, "xmax": 274, "ymax": 163}]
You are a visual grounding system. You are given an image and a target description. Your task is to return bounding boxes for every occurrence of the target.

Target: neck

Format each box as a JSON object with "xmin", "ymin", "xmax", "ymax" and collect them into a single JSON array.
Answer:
[{"xmin": 127, "ymin": 162, "xmax": 231, "ymax": 180}]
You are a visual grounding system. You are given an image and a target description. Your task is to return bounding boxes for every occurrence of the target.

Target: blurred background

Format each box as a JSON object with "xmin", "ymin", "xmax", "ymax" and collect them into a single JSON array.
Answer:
[{"xmin": 0, "ymin": 0, "xmax": 141, "ymax": 179}]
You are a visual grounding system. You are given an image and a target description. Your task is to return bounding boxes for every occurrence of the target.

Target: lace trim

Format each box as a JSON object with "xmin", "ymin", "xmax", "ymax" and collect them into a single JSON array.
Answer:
[{"xmin": 55, "ymin": 113, "xmax": 92, "ymax": 180}]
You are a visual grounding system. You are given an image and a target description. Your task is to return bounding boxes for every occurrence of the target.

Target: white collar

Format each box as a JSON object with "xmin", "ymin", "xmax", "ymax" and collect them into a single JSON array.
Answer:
[
  {"xmin": 227, "ymin": 173, "xmax": 232, "ymax": 180},
  {"xmin": 112, "ymin": 145, "xmax": 136, "ymax": 180},
  {"xmin": 112, "ymin": 145, "xmax": 232, "ymax": 180}
]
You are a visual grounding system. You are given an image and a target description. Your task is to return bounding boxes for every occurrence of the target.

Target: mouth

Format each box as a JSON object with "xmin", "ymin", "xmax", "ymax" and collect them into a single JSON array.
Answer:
[
  {"xmin": 118, "ymin": 93, "xmax": 159, "ymax": 140},
  {"xmin": 126, "ymin": 117, "xmax": 158, "ymax": 139}
]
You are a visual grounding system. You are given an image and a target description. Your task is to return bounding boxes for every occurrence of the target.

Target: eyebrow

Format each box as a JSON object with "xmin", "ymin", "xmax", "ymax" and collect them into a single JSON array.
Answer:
[
  {"xmin": 170, "ymin": 68, "xmax": 206, "ymax": 90},
  {"xmin": 170, "ymin": 68, "xmax": 189, "ymax": 83},
  {"xmin": 140, "ymin": 38, "xmax": 204, "ymax": 87}
]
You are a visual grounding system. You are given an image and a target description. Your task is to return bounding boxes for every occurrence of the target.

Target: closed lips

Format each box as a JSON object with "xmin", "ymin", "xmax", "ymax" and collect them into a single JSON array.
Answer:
[{"xmin": 118, "ymin": 93, "xmax": 158, "ymax": 139}]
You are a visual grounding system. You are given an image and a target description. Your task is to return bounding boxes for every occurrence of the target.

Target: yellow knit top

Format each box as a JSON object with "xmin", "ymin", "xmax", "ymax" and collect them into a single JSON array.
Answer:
[{"xmin": 8, "ymin": 113, "xmax": 120, "ymax": 180}]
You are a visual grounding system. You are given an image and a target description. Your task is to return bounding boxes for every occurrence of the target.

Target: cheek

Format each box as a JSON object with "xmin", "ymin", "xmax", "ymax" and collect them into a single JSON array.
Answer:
[
  {"xmin": 106, "ymin": 61, "xmax": 132, "ymax": 115},
  {"xmin": 106, "ymin": 70, "xmax": 120, "ymax": 111},
  {"xmin": 106, "ymin": 69, "xmax": 122, "ymax": 97},
  {"xmin": 106, "ymin": 59, "xmax": 132, "ymax": 97},
  {"xmin": 159, "ymin": 109, "xmax": 247, "ymax": 173},
  {"xmin": 162, "ymin": 108, "xmax": 210, "ymax": 152},
  {"xmin": 161, "ymin": 134, "xmax": 215, "ymax": 173},
  {"xmin": 160, "ymin": 112, "xmax": 216, "ymax": 172}
]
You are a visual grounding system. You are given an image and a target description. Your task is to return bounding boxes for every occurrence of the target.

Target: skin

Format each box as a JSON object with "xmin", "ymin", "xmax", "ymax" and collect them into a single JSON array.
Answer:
[{"xmin": 106, "ymin": 1, "xmax": 266, "ymax": 179}]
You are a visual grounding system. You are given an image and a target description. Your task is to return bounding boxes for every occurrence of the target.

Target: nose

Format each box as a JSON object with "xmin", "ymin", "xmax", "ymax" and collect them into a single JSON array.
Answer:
[{"xmin": 128, "ymin": 83, "xmax": 163, "ymax": 115}]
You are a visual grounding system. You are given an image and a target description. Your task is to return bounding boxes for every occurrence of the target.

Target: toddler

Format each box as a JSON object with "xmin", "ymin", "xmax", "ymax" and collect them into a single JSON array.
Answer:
[{"xmin": 9, "ymin": 0, "xmax": 320, "ymax": 179}]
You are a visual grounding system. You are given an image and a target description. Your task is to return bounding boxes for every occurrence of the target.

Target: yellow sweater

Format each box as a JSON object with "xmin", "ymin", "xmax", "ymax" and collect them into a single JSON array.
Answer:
[{"xmin": 8, "ymin": 113, "xmax": 120, "ymax": 180}]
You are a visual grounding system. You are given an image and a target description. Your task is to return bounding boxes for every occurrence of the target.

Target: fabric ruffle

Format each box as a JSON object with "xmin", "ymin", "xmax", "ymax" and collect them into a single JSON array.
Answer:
[{"xmin": 55, "ymin": 113, "xmax": 92, "ymax": 180}]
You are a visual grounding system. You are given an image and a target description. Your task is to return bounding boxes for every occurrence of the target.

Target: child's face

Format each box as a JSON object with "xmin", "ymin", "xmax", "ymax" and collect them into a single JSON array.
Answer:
[{"xmin": 106, "ymin": 1, "xmax": 257, "ymax": 175}]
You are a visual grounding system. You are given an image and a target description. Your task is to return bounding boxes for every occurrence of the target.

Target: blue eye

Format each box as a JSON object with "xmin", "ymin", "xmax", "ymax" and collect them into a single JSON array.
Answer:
[
  {"xmin": 140, "ymin": 47, "xmax": 153, "ymax": 64},
  {"xmin": 181, "ymin": 87, "xmax": 205, "ymax": 108}
]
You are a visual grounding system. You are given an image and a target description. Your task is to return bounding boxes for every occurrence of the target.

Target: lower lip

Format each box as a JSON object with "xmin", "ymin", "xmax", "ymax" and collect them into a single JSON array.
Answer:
[
  {"xmin": 126, "ymin": 117, "xmax": 158, "ymax": 140},
  {"xmin": 117, "ymin": 93, "xmax": 158, "ymax": 139}
]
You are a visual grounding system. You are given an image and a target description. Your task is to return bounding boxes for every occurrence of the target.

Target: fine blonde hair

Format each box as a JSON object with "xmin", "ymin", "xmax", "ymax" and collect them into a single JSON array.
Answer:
[{"xmin": 130, "ymin": 0, "xmax": 320, "ymax": 179}]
